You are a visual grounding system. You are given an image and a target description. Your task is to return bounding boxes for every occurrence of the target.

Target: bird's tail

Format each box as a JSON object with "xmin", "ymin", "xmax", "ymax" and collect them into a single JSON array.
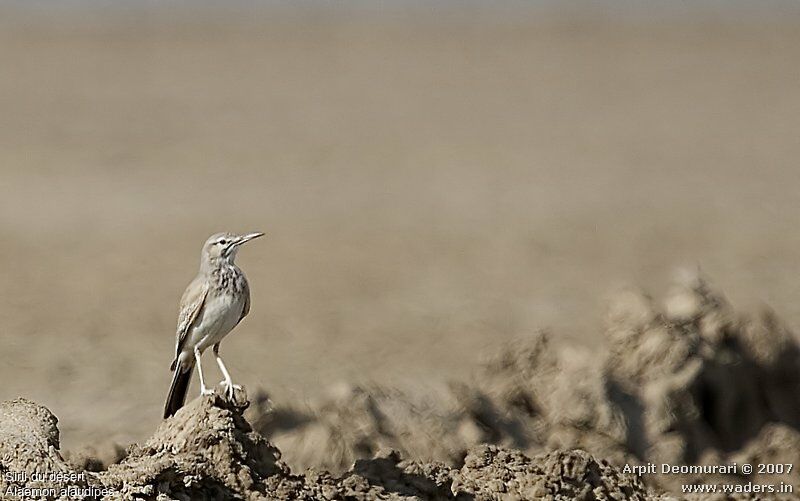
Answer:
[{"xmin": 164, "ymin": 362, "xmax": 193, "ymax": 418}]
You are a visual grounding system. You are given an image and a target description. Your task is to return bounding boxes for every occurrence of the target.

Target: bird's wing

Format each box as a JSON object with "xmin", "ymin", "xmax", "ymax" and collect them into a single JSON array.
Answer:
[
  {"xmin": 174, "ymin": 276, "xmax": 208, "ymax": 360},
  {"xmin": 237, "ymin": 279, "xmax": 251, "ymax": 325}
]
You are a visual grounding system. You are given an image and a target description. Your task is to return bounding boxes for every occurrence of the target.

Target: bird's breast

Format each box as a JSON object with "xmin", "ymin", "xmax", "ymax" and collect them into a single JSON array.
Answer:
[{"xmin": 189, "ymin": 291, "xmax": 245, "ymax": 348}]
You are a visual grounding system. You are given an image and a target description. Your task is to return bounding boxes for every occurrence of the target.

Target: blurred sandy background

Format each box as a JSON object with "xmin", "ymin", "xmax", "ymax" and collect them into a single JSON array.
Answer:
[{"xmin": 1, "ymin": 1, "xmax": 800, "ymax": 452}]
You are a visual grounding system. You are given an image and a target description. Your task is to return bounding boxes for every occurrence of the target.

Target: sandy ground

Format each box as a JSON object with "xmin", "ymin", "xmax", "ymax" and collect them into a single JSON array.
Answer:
[
  {"xmin": 1, "ymin": 5, "xmax": 800, "ymax": 459},
  {"xmin": 2, "ymin": 275, "xmax": 798, "ymax": 499}
]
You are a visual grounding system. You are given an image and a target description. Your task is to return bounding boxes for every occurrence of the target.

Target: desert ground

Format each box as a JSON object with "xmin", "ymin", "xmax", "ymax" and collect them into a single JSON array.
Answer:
[{"xmin": 1, "ymin": 3, "xmax": 800, "ymax": 497}]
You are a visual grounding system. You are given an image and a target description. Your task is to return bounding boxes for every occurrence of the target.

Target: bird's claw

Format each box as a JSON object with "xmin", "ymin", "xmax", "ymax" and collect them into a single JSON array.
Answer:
[{"xmin": 219, "ymin": 380, "xmax": 242, "ymax": 400}]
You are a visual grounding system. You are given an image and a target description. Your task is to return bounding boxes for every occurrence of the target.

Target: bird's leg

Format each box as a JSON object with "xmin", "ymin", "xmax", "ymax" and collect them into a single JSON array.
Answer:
[
  {"xmin": 194, "ymin": 346, "xmax": 214, "ymax": 396},
  {"xmin": 213, "ymin": 343, "xmax": 241, "ymax": 400}
]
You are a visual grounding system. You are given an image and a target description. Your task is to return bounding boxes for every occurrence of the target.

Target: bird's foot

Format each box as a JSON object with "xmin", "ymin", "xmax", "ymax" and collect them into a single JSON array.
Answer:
[{"xmin": 219, "ymin": 380, "xmax": 242, "ymax": 400}]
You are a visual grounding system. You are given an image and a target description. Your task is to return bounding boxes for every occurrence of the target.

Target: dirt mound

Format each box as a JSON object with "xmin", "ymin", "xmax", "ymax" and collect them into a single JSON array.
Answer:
[
  {"xmin": 0, "ymin": 398, "xmax": 91, "ymax": 498},
  {"xmin": 99, "ymin": 394, "xmax": 286, "ymax": 499},
  {"xmin": 0, "ymin": 395, "xmax": 651, "ymax": 500},
  {"xmin": 250, "ymin": 273, "xmax": 800, "ymax": 497}
]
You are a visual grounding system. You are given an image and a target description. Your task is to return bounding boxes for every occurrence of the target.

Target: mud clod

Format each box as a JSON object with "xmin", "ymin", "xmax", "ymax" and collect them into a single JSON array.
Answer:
[
  {"xmin": 451, "ymin": 445, "xmax": 650, "ymax": 500},
  {"xmin": 0, "ymin": 398, "xmax": 89, "ymax": 498}
]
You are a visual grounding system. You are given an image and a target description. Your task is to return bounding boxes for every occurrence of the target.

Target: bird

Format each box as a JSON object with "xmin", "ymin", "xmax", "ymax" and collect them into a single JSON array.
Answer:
[{"xmin": 164, "ymin": 231, "xmax": 264, "ymax": 418}]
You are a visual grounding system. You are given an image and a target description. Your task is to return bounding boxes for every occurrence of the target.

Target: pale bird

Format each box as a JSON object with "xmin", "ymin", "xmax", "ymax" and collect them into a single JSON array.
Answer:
[{"xmin": 164, "ymin": 231, "xmax": 264, "ymax": 418}]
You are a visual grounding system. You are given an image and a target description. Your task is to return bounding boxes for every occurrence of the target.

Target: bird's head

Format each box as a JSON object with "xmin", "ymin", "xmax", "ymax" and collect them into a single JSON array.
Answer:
[{"xmin": 201, "ymin": 231, "xmax": 264, "ymax": 266}]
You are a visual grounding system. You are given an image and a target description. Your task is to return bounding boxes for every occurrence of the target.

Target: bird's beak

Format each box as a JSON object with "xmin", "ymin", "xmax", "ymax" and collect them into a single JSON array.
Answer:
[{"xmin": 235, "ymin": 232, "xmax": 265, "ymax": 246}]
